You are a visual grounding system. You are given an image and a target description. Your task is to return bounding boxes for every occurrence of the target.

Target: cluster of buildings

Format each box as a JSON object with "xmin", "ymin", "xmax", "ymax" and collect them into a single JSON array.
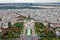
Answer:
[
  {"xmin": 0, "ymin": 17, "xmax": 11, "ymax": 37},
  {"xmin": 0, "ymin": 5, "xmax": 60, "ymax": 37},
  {"xmin": 0, "ymin": 17, "xmax": 11, "ymax": 32}
]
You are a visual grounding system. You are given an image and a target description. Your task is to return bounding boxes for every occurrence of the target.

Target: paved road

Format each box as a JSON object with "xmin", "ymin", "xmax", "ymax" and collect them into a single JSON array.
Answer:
[{"xmin": 20, "ymin": 35, "xmax": 38, "ymax": 40}]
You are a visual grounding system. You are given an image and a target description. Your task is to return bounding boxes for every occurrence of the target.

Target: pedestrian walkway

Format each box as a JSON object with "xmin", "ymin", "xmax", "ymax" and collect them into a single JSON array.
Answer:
[
  {"xmin": 23, "ymin": 20, "xmax": 35, "ymax": 36},
  {"xmin": 20, "ymin": 35, "xmax": 38, "ymax": 40},
  {"xmin": 21, "ymin": 19, "xmax": 38, "ymax": 40}
]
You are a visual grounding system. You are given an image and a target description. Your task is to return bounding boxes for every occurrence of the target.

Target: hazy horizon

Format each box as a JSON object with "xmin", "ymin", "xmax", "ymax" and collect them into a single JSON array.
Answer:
[{"xmin": 0, "ymin": 0, "xmax": 60, "ymax": 3}]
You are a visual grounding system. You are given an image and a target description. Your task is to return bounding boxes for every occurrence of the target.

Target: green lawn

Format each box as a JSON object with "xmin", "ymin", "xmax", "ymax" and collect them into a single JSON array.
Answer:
[{"xmin": 26, "ymin": 29, "xmax": 32, "ymax": 36}]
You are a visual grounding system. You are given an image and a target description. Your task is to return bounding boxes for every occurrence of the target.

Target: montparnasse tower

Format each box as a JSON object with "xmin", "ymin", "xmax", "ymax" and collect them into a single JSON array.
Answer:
[{"xmin": 28, "ymin": 13, "xmax": 30, "ymax": 19}]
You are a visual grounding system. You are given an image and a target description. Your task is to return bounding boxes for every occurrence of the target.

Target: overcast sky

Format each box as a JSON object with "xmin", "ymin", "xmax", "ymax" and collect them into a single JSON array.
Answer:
[{"xmin": 0, "ymin": 0, "xmax": 60, "ymax": 3}]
